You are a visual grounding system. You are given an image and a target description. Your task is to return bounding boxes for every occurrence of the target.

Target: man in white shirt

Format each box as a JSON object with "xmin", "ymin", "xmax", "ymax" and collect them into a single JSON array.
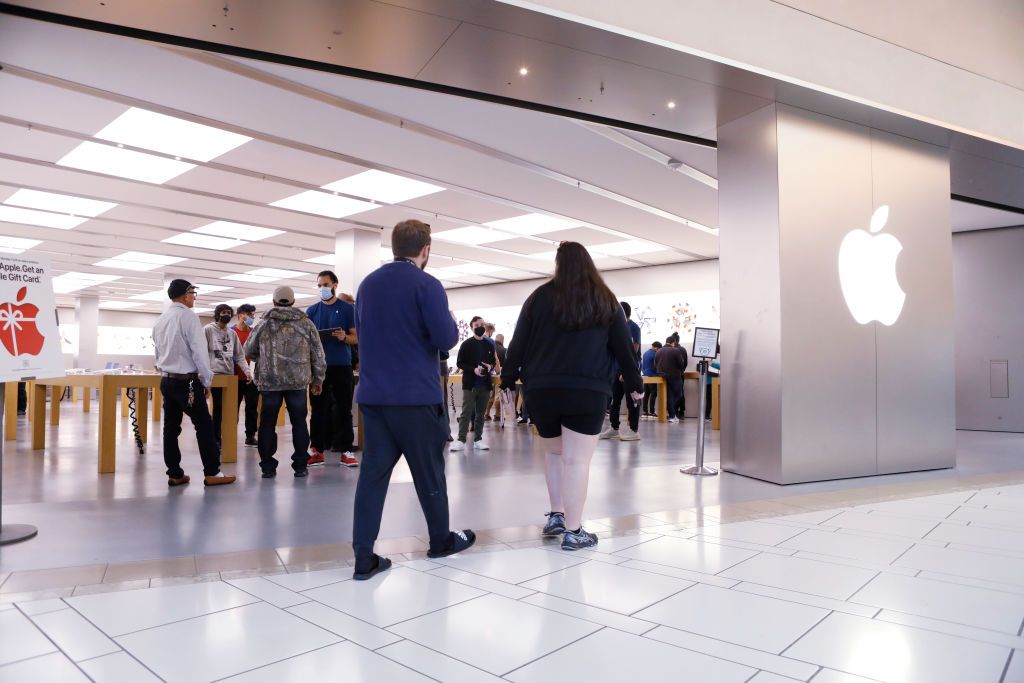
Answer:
[{"xmin": 152, "ymin": 279, "xmax": 235, "ymax": 487}]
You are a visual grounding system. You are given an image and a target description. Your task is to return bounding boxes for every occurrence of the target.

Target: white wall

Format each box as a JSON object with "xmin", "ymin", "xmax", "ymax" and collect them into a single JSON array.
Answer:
[{"xmin": 953, "ymin": 227, "xmax": 1024, "ymax": 432}]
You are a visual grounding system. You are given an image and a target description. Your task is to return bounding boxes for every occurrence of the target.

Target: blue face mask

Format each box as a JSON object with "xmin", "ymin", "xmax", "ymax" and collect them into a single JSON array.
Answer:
[{"xmin": 319, "ymin": 286, "xmax": 334, "ymax": 301}]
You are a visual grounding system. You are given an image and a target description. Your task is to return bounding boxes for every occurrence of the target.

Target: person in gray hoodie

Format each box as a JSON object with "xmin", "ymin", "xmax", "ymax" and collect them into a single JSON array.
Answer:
[
  {"xmin": 243, "ymin": 286, "xmax": 326, "ymax": 478},
  {"xmin": 204, "ymin": 303, "xmax": 253, "ymax": 451}
]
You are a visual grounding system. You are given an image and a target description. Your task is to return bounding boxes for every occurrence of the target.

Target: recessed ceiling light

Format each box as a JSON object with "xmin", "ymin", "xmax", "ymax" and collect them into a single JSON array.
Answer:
[
  {"xmin": 0, "ymin": 205, "xmax": 89, "ymax": 230},
  {"xmin": 440, "ymin": 262, "xmax": 497, "ymax": 276},
  {"xmin": 322, "ymin": 170, "xmax": 444, "ymax": 204},
  {"xmin": 667, "ymin": 101, "xmax": 676, "ymax": 109},
  {"xmin": 483, "ymin": 213, "xmax": 578, "ymax": 236},
  {"xmin": 432, "ymin": 226, "xmax": 509, "ymax": 245},
  {"xmin": 94, "ymin": 251, "xmax": 185, "ymax": 271},
  {"xmin": 303, "ymin": 253, "xmax": 335, "ymax": 266},
  {"xmin": 223, "ymin": 294, "xmax": 273, "ymax": 307},
  {"xmin": 132, "ymin": 282, "xmax": 233, "ymax": 300},
  {"xmin": 221, "ymin": 273, "xmax": 275, "ymax": 283},
  {"xmin": 95, "ymin": 107, "xmax": 252, "ymax": 162},
  {"xmin": 527, "ymin": 250, "xmax": 559, "ymax": 261},
  {"xmin": 0, "ymin": 236, "xmax": 42, "ymax": 254},
  {"xmin": 52, "ymin": 272, "xmax": 121, "ymax": 293},
  {"xmin": 592, "ymin": 240, "xmax": 668, "ymax": 257},
  {"xmin": 58, "ymin": 141, "xmax": 196, "ymax": 184},
  {"xmin": 4, "ymin": 189, "xmax": 117, "ymax": 217},
  {"xmin": 248, "ymin": 268, "xmax": 308, "ymax": 280},
  {"xmin": 194, "ymin": 221, "xmax": 284, "ymax": 241},
  {"xmin": 519, "ymin": 67, "xmax": 529, "ymax": 76},
  {"xmin": 270, "ymin": 190, "xmax": 375, "ymax": 218},
  {"xmin": 99, "ymin": 301, "xmax": 144, "ymax": 310},
  {"xmin": 162, "ymin": 233, "xmax": 246, "ymax": 250}
]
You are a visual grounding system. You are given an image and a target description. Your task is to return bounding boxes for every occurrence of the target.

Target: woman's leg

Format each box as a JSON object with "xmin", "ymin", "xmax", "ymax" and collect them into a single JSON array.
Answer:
[
  {"xmin": 560, "ymin": 427, "xmax": 599, "ymax": 531},
  {"xmin": 540, "ymin": 435, "xmax": 564, "ymax": 513}
]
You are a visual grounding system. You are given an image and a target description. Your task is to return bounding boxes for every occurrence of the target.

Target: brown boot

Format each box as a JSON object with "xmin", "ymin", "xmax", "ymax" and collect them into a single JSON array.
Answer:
[
  {"xmin": 168, "ymin": 475, "xmax": 190, "ymax": 487},
  {"xmin": 203, "ymin": 473, "xmax": 236, "ymax": 486}
]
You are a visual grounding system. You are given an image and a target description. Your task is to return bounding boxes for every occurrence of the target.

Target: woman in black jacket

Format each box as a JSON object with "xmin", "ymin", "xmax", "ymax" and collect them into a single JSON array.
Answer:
[{"xmin": 501, "ymin": 242, "xmax": 643, "ymax": 550}]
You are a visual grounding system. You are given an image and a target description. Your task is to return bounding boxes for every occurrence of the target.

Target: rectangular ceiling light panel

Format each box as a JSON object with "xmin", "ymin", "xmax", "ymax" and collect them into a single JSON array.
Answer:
[
  {"xmin": 52, "ymin": 272, "xmax": 121, "ymax": 293},
  {"xmin": 4, "ymin": 189, "xmax": 117, "ymax": 217},
  {"xmin": 194, "ymin": 221, "xmax": 284, "ymax": 241},
  {"xmin": 94, "ymin": 108, "xmax": 252, "ymax": 162},
  {"xmin": 270, "ymin": 190, "xmax": 375, "ymax": 218},
  {"xmin": 99, "ymin": 301, "xmax": 144, "ymax": 310},
  {"xmin": 592, "ymin": 240, "xmax": 668, "ymax": 257},
  {"xmin": 321, "ymin": 170, "xmax": 444, "ymax": 204},
  {"xmin": 163, "ymin": 233, "xmax": 245, "ymax": 250},
  {"xmin": 58, "ymin": 141, "xmax": 196, "ymax": 184},
  {"xmin": 94, "ymin": 251, "xmax": 185, "ymax": 271},
  {"xmin": 0, "ymin": 205, "xmax": 88, "ymax": 230},
  {"xmin": 0, "ymin": 236, "xmax": 42, "ymax": 254},
  {"xmin": 483, "ymin": 213, "xmax": 578, "ymax": 236},
  {"xmin": 432, "ymin": 225, "xmax": 510, "ymax": 245},
  {"xmin": 131, "ymin": 282, "xmax": 232, "ymax": 301}
]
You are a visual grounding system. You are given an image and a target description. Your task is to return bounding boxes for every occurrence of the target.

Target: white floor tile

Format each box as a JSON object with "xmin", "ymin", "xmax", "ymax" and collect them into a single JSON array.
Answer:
[
  {"xmin": 825, "ymin": 511, "xmax": 939, "ymax": 539},
  {"xmin": 265, "ymin": 568, "xmax": 351, "ymax": 592},
  {"xmin": 585, "ymin": 533, "xmax": 661, "ymax": 554},
  {"xmin": 894, "ymin": 545, "xmax": 1024, "ymax": 586},
  {"xmin": 0, "ymin": 609, "xmax": 57, "ymax": 665},
  {"xmin": 854, "ymin": 500, "xmax": 961, "ymax": 520},
  {"xmin": 67, "ymin": 581, "xmax": 259, "ymax": 636},
  {"xmin": 875, "ymin": 610, "xmax": 1024, "ymax": 650},
  {"xmin": 970, "ymin": 492, "xmax": 1024, "ymax": 512},
  {"xmin": 301, "ymin": 567, "xmax": 483, "ymax": 627},
  {"xmin": 720, "ymin": 553, "xmax": 877, "ymax": 600},
  {"xmin": 613, "ymin": 535, "xmax": 758, "ymax": 574},
  {"xmin": 692, "ymin": 536, "xmax": 798, "ymax": 557},
  {"xmin": 389, "ymin": 594, "xmax": 600, "ymax": 676},
  {"xmin": 545, "ymin": 546, "xmax": 631, "ymax": 565},
  {"xmin": 116, "ymin": 602, "xmax": 340, "ymax": 683},
  {"xmin": 225, "ymin": 577, "xmax": 310, "ymax": 608},
  {"xmin": 790, "ymin": 550, "xmax": 919, "ymax": 577},
  {"xmin": 851, "ymin": 572, "xmax": 1024, "ymax": 633},
  {"xmin": 645, "ymin": 626, "xmax": 819, "ymax": 680},
  {"xmin": 30, "ymin": 608, "xmax": 119, "ymax": 661},
  {"xmin": 733, "ymin": 582, "xmax": 879, "ymax": 618},
  {"xmin": 287, "ymin": 601, "xmax": 401, "ymax": 650},
  {"xmin": 748, "ymin": 672, "xmax": 802, "ymax": 683},
  {"xmin": 506, "ymin": 627, "xmax": 753, "ymax": 682},
  {"xmin": 0, "ymin": 652, "xmax": 89, "ymax": 682},
  {"xmin": 432, "ymin": 547, "xmax": 586, "ymax": 584},
  {"xmin": 618, "ymin": 559, "xmax": 740, "ymax": 588},
  {"xmin": 917, "ymin": 571, "xmax": 1024, "ymax": 596},
  {"xmin": 811, "ymin": 670, "xmax": 886, "ymax": 683},
  {"xmin": 779, "ymin": 529, "xmax": 912, "ymax": 564},
  {"xmin": 378, "ymin": 640, "xmax": 506, "ymax": 683},
  {"xmin": 16, "ymin": 598, "xmax": 67, "ymax": 616},
  {"xmin": 784, "ymin": 612, "xmax": 1009, "ymax": 683},
  {"xmin": 520, "ymin": 592, "xmax": 658, "ymax": 635},
  {"xmin": 633, "ymin": 583, "xmax": 827, "ymax": 653},
  {"xmin": 926, "ymin": 521, "xmax": 1024, "ymax": 554},
  {"xmin": 950, "ymin": 506, "xmax": 1024, "ymax": 530},
  {"xmin": 395, "ymin": 559, "xmax": 443, "ymax": 572},
  {"xmin": 1003, "ymin": 650, "xmax": 1024, "ymax": 683},
  {"xmin": 78, "ymin": 652, "xmax": 161, "ymax": 683},
  {"xmin": 764, "ymin": 508, "xmax": 845, "ymax": 526},
  {"xmin": 522, "ymin": 560, "xmax": 692, "ymax": 615},
  {"xmin": 427, "ymin": 566, "xmax": 536, "ymax": 599},
  {"xmin": 904, "ymin": 491, "xmax": 980, "ymax": 506},
  {"xmin": 223, "ymin": 642, "xmax": 432, "ymax": 682},
  {"xmin": 692, "ymin": 521, "xmax": 805, "ymax": 546}
]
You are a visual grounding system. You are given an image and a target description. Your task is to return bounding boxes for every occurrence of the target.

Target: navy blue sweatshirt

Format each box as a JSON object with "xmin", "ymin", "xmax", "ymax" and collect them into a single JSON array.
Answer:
[{"xmin": 355, "ymin": 260, "xmax": 458, "ymax": 405}]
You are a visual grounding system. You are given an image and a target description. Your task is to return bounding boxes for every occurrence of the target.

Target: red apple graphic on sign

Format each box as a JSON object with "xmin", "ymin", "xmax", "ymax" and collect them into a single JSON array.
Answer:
[{"xmin": 0, "ymin": 286, "xmax": 46, "ymax": 356}]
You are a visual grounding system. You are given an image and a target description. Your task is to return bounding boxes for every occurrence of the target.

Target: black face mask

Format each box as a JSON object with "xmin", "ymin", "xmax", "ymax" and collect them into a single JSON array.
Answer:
[
  {"xmin": 473, "ymin": 326, "xmax": 486, "ymax": 337},
  {"xmin": 218, "ymin": 315, "xmax": 231, "ymax": 324}
]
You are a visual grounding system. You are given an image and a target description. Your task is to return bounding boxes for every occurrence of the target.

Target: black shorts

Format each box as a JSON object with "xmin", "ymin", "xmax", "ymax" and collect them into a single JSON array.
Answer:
[{"xmin": 524, "ymin": 389, "xmax": 608, "ymax": 438}]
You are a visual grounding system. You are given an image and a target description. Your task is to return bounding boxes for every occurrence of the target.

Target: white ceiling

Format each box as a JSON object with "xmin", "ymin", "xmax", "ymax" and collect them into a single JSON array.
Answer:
[{"xmin": 950, "ymin": 200, "xmax": 1024, "ymax": 233}]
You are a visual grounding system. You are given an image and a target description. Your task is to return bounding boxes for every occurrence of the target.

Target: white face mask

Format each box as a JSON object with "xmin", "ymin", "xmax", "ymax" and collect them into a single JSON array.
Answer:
[{"xmin": 319, "ymin": 286, "xmax": 334, "ymax": 301}]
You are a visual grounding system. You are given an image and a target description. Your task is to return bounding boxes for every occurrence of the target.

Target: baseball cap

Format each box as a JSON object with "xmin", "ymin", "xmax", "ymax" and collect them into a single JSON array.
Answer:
[
  {"xmin": 272, "ymin": 286, "xmax": 295, "ymax": 306},
  {"xmin": 167, "ymin": 279, "xmax": 195, "ymax": 300}
]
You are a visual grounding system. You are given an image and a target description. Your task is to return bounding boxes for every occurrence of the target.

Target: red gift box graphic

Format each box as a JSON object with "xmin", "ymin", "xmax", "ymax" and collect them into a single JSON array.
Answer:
[{"xmin": 0, "ymin": 286, "xmax": 46, "ymax": 357}]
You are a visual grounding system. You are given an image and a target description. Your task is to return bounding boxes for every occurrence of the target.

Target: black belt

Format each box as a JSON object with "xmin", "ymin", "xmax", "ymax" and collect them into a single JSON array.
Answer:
[{"xmin": 161, "ymin": 372, "xmax": 199, "ymax": 380}]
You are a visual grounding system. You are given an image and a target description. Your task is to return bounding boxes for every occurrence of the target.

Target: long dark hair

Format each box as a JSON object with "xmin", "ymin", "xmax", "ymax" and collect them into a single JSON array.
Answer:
[{"xmin": 549, "ymin": 241, "xmax": 620, "ymax": 330}]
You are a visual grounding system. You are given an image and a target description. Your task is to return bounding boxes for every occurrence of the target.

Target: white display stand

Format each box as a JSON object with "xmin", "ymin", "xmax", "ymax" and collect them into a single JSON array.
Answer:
[{"xmin": 0, "ymin": 255, "xmax": 62, "ymax": 545}]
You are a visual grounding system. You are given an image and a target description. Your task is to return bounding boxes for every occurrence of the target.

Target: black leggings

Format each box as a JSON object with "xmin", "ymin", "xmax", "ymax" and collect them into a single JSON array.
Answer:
[{"xmin": 525, "ymin": 389, "xmax": 608, "ymax": 438}]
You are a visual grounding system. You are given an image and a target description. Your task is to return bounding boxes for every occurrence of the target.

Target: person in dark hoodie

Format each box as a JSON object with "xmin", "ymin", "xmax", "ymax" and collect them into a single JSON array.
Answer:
[{"xmin": 501, "ymin": 242, "xmax": 643, "ymax": 551}]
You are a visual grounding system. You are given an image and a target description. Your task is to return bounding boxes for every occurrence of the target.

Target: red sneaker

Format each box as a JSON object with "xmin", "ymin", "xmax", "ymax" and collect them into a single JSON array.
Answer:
[
  {"xmin": 307, "ymin": 449, "xmax": 325, "ymax": 467},
  {"xmin": 339, "ymin": 452, "xmax": 359, "ymax": 468}
]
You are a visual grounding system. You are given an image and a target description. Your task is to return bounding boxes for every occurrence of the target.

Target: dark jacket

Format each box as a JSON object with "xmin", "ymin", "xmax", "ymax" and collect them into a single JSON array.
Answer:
[
  {"xmin": 456, "ymin": 336, "xmax": 497, "ymax": 390},
  {"xmin": 501, "ymin": 282, "xmax": 643, "ymax": 397},
  {"xmin": 655, "ymin": 344, "xmax": 688, "ymax": 378},
  {"xmin": 243, "ymin": 306, "xmax": 326, "ymax": 392}
]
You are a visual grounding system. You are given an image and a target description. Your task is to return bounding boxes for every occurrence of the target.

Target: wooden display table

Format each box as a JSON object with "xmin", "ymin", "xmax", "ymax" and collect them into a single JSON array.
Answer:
[{"xmin": 30, "ymin": 373, "xmax": 238, "ymax": 473}]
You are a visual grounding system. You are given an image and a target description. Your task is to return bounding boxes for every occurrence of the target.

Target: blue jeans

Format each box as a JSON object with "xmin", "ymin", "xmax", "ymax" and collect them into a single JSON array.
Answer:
[{"xmin": 258, "ymin": 389, "xmax": 309, "ymax": 473}]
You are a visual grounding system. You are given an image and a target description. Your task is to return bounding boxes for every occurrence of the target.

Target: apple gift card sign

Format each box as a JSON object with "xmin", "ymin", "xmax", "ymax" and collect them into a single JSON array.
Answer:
[
  {"xmin": 838, "ymin": 205, "xmax": 906, "ymax": 326},
  {"xmin": 0, "ymin": 256, "xmax": 64, "ymax": 382}
]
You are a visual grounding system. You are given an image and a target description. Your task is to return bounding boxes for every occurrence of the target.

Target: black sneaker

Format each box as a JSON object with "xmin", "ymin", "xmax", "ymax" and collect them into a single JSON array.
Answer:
[
  {"xmin": 245, "ymin": 436, "xmax": 257, "ymax": 446},
  {"xmin": 261, "ymin": 470, "xmax": 276, "ymax": 479},
  {"xmin": 353, "ymin": 554, "xmax": 392, "ymax": 581},
  {"xmin": 427, "ymin": 530, "xmax": 476, "ymax": 558},
  {"xmin": 542, "ymin": 512, "xmax": 566, "ymax": 537},
  {"xmin": 561, "ymin": 527, "xmax": 598, "ymax": 551},
  {"xmin": 294, "ymin": 469, "xmax": 308, "ymax": 478}
]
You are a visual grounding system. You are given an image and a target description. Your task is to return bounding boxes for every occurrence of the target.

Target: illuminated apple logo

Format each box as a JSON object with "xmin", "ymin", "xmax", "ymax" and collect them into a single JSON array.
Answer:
[
  {"xmin": 838, "ymin": 206, "xmax": 905, "ymax": 326},
  {"xmin": 0, "ymin": 286, "xmax": 46, "ymax": 356}
]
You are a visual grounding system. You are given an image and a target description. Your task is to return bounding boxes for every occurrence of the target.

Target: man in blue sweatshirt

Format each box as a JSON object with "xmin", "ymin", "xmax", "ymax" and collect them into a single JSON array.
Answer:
[{"xmin": 351, "ymin": 219, "xmax": 476, "ymax": 580}]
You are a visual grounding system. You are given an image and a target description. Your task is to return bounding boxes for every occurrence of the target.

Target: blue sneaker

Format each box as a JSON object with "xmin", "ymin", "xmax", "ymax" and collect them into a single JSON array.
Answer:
[
  {"xmin": 561, "ymin": 527, "xmax": 598, "ymax": 551},
  {"xmin": 542, "ymin": 512, "xmax": 566, "ymax": 537}
]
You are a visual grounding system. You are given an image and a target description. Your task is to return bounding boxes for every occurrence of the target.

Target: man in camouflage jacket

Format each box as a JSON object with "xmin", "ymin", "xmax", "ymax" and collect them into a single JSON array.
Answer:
[{"xmin": 243, "ymin": 286, "xmax": 327, "ymax": 477}]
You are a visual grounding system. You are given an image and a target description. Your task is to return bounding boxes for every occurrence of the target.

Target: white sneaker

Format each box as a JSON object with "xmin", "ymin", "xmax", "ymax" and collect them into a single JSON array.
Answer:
[
  {"xmin": 668, "ymin": 417, "xmax": 679, "ymax": 424},
  {"xmin": 598, "ymin": 427, "xmax": 619, "ymax": 440},
  {"xmin": 619, "ymin": 429, "xmax": 640, "ymax": 441},
  {"xmin": 449, "ymin": 440, "xmax": 466, "ymax": 452},
  {"xmin": 474, "ymin": 439, "xmax": 490, "ymax": 451}
]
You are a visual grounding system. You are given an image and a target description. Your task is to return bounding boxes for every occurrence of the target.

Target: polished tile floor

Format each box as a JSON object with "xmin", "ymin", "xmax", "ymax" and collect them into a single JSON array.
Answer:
[{"xmin": 3, "ymin": 483, "xmax": 1024, "ymax": 682}]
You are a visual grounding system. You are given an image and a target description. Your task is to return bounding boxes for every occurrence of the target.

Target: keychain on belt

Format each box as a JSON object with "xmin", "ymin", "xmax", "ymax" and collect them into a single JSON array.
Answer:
[{"xmin": 186, "ymin": 378, "xmax": 196, "ymax": 408}]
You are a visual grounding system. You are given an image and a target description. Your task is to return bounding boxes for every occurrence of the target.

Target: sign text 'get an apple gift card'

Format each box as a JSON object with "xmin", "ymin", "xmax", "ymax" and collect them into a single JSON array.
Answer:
[{"xmin": 0, "ymin": 256, "xmax": 64, "ymax": 382}]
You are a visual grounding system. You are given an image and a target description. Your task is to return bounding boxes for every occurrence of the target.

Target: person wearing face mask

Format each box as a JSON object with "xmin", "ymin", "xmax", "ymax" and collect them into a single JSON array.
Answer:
[
  {"xmin": 305, "ymin": 270, "xmax": 358, "ymax": 468},
  {"xmin": 451, "ymin": 315, "xmax": 497, "ymax": 451},
  {"xmin": 204, "ymin": 304, "xmax": 253, "ymax": 452},
  {"xmin": 231, "ymin": 303, "xmax": 260, "ymax": 446}
]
